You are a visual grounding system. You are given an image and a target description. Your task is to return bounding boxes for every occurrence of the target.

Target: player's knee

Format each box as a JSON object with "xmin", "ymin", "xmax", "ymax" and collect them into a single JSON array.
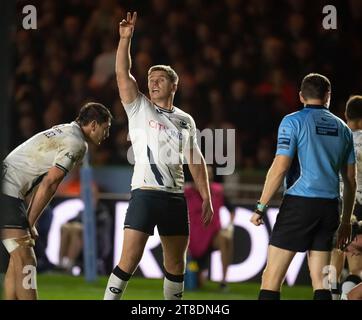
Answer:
[
  {"xmin": 13, "ymin": 247, "xmax": 37, "ymax": 266},
  {"xmin": 5, "ymin": 236, "xmax": 37, "ymax": 267},
  {"xmin": 164, "ymin": 259, "xmax": 185, "ymax": 274},
  {"xmin": 120, "ymin": 251, "xmax": 143, "ymax": 270},
  {"xmin": 309, "ymin": 270, "xmax": 325, "ymax": 289},
  {"xmin": 261, "ymin": 267, "xmax": 284, "ymax": 288},
  {"xmin": 309, "ymin": 268, "xmax": 324, "ymax": 282}
]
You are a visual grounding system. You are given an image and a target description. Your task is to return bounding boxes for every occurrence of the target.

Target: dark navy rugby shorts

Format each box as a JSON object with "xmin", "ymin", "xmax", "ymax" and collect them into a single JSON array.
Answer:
[{"xmin": 124, "ymin": 189, "xmax": 189, "ymax": 236}]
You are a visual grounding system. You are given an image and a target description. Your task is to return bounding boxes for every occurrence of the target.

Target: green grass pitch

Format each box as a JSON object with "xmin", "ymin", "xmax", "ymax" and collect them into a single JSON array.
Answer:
[{"xmin": 36, "ymin": 273, "xmax": 313, "ymax": 300}]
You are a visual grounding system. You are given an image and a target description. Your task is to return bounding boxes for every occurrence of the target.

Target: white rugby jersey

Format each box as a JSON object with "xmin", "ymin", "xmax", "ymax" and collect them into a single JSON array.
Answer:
[
  {"xmin": 124, "ymin": 93, "xmax": 198, "ymax": 193},
  {"xmin": 353, "ymin": 130, "xmax": 362, "ymax": 204},
  {"xmin": 2, "ymin": 122, "xmax": 87, "ymax": 199}
]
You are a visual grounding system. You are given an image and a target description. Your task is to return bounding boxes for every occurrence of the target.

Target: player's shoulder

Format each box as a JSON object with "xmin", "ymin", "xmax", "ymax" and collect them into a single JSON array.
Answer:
[
  {"xmin": 353, "ymin": 130, "xmax": 362, "ymax": 142},
  {"xmin": 280, "ymin": 110, "xmax": 303, "ymax": 126},
  {"xmin": 174, "ymin": 107, "xmax": 195, "ymax": 124},
  {"xmin": 60, "ymin": 122, "xmax": 87, "ymax": 150}
]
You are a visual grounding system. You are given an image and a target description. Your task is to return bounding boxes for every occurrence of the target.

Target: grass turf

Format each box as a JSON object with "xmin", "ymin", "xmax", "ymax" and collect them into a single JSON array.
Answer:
[{"xmin": 37, "ymin": 273, "xmax": 313, "ymax": 300}]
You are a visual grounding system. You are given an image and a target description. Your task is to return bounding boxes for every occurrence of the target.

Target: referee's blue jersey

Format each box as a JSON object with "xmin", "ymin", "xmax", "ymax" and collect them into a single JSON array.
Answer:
[{"xmin": 276, "ymin": 105, "xmax": 355, "ymax": 199}]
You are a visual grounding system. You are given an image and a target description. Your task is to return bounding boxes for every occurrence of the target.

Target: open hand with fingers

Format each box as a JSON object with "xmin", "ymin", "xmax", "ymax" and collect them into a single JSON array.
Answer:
[{"xmin": 119, "ymin": 11, "xmax": 137, "ymax": 39}]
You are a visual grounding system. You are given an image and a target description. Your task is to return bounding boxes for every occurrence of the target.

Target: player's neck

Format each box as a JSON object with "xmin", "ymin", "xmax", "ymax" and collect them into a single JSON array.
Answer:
[{"xmin": 152, "ymin": 96, "xmax": 174, "ymax": 110}]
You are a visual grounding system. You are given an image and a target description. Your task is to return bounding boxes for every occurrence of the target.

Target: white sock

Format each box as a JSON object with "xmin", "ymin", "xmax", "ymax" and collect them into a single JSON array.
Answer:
[
  {"xmin": 341, "ymin": 275, "xmax": 361, "ymax": 300},
  {"xmin": 341, "ymin": 281, "xmax": 357, "ymax": 300},
  {"xmin": 164, "ymin": 277, "xmax": 184, "ymax": 300},
  {"xmin": 103, "ymin": 267, "xmax": 131, "ymax": 300}
]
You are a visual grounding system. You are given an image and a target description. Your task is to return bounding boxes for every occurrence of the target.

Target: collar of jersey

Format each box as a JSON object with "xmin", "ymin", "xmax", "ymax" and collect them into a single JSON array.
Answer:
[
  {"xmin": 154, "ymin": 104, "xmax": 175, "ymax": 113},
  {"xmin": 72, "ymin": 121, "xmax": 87, "ymax": 140},
  {"xmin": 304, "ymin": 104, "xmax": 328, "ymax": 109}
]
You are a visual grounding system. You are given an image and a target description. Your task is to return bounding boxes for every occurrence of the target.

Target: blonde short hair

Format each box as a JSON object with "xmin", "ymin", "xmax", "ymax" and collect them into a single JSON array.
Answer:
[{"xmin": 148, "ymin": 65, "xmax": 179, "ymax": 84}]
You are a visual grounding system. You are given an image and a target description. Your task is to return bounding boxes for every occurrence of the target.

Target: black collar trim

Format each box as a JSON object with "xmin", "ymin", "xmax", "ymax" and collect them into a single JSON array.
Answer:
[{"xmin": 304, "ymin": 104, "xmax": 328, "ymax": 110}]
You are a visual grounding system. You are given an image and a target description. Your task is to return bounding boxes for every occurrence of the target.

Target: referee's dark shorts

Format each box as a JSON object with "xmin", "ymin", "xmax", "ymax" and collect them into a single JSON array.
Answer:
[
  {"xmin": 124, "ymin": 188, "xmax": 189, "ymax": 236},
  {"xmin": 270, "ymin": 195, "xmax": 339, "ymax": 252}
]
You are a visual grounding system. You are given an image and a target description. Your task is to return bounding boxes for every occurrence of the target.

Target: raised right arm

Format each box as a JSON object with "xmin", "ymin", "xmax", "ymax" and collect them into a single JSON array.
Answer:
[{"xmin": 116, "ymin": 12, "xmax": 139, "ymax": 104}]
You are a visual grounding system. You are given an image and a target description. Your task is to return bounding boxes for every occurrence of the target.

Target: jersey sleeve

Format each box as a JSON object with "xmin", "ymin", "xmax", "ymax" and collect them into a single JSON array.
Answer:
[
  {"xmin": 122, "ymin": 92, "xmax": 145, "ymax": 118},
  {"xmin": 275, "ymin": 116, "xmax": 297, "ymax": 158},
  {"xmin": 345, "ymin": 129, "xmax": 356, "ymax": 164},
  {"xmin": 53, "ymin": 139, "xmax": 87, "ymax": 173},
  {"xmin": 186, "ymin": 115, "xmax": 198, "ymax": 150}
]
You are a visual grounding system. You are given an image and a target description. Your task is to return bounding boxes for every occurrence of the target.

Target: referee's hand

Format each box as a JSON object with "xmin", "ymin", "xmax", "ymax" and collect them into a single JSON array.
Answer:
[{"xmin": 250, "ymin": 212, "xmax": 264, "ymax": 226}]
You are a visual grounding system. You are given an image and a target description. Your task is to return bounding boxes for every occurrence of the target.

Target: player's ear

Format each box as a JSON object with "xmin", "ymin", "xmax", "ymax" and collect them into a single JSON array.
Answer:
[
  {"xmin": 172, "ymin": 83, "xmax": 177, "ymax": 93},
  {"xmin": 324, "ymin": 91, "xmax": 331, "ymax": 108},
  {"xmin": 90, "ymin": 120, "xmax": 97, "ymax": 131},
  {"xmin": 299, "ymin": 91, "xmax": 305, "ymax": 104}
]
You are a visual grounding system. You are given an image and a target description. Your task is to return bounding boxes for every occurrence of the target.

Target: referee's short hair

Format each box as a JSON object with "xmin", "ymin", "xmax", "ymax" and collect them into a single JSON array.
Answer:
[
  {"xmin": 345, "ymin": 95, "xmax": 362, "ymax": 120},
  {"xmin": 300, "ymin": 73, "xmax": 331, "ymax": 100}
]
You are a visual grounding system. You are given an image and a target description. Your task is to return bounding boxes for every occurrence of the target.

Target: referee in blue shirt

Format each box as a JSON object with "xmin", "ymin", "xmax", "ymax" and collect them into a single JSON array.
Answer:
[{"xmin": 250, "ymin": 73, "xmax": 356, "ymax": 300}]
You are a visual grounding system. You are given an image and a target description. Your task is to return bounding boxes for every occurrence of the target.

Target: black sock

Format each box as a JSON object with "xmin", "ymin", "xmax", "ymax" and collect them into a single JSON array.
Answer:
[
  {"xmin": 259, "ymin": 289, "xmax": 280, "ymax": 300},
  {"xmin": 344, "ymin": 274, "xmax": 362, "ymax": 285},
  {"xmin": 313, "ymin": 289, "xmax": 332, "ymax": 300},
  {"xmin": 331, "ymin": 282, "xmax": 341, "ymax": 294}
]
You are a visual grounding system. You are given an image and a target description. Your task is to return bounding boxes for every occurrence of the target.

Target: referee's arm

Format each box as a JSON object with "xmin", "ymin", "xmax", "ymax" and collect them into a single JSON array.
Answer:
[{"xmin": 250, "ymin": 155, "xmax": 292, "ymax": 226}]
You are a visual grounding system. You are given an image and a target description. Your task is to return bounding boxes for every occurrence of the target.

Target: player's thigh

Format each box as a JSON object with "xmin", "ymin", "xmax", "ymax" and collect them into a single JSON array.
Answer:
[
  {"xmin": 120, "ymin": 228, "xmax": 149, "ymax": 261},
  {"xmin": 160, "ymin": 235, "xmax": 189, "ymax": 262},
  {"xmin": 307, "ymin": 250, "xmax": 331, "ymax": 278},
  {"xmin": 264, "ymin": 245, "xmax": 296, "ymax": 277}
]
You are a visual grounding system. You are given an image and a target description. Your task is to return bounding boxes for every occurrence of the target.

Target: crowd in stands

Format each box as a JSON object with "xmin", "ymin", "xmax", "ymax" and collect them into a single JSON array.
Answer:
[{"xmin": 12, "ymin": 0, "xmax": 362, "ymax": 171}]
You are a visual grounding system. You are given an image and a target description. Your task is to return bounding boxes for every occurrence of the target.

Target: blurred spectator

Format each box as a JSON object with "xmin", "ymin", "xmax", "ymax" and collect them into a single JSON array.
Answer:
[
  {"xmin": 11, "ymin": 0, "xmax": 362, "ymax": 172},
  {"xmin": 89, "ymin": 36, "xmax": 117, "ymax": 90},
  {"xmin": 59, "ymin": 184, "xmax": 112, "ymax": 275},
  {"xmin": 185, "ymin": 166, "xmax": 235, "ymax": 290}
]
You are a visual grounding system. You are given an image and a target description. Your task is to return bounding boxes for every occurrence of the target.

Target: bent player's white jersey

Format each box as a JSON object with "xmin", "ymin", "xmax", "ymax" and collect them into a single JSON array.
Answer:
[
  {"xmin": 2, "ymin": 122, "xmax": 87, "ymax": 199},
  {"xmin": 353, "ymin": 130, "xmax": 362, "ymax": 204},
  {"xmin": 124, "ymin": 93, "xmax": 198, "ymax": 193}
]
